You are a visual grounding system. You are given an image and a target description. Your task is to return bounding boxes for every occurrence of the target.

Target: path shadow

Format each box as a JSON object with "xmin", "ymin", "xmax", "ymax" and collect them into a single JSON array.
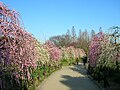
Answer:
[
  {"xmin": 60, "ymin": 75, "xmax": 88, "ymax": 90},
  {"xmin": 60, "ymin": 64, "xmax": 99, "ymax": 90},
  {"xmin": 70, "ymin": 64, "xmax": 87, "ymax": 75}
]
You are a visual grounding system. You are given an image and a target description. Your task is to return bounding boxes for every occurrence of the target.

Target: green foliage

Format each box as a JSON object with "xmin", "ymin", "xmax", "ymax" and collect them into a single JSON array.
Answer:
[{"xmin": 60, "ymin": 58, "xmax": 69, "ymax": 66}]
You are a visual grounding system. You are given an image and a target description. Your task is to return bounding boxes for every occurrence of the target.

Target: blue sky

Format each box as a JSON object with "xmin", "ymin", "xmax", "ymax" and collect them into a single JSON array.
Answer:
[{"xmin": 1, "ymin": 0, "xmax": 120, "ymax": 42}]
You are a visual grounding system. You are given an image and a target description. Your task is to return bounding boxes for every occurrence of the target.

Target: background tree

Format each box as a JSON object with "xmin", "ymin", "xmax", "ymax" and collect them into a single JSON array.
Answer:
[
  {"xmin": 71, "ymin": 26, "xmax": 77, "ymax": 42},
  {"xmin": 49, "ymin": 26, "xmax": 90, "ymax": 54},
  {"xmin": 91, "ymin": 29, "xmax": 95, "ymax": 38}
]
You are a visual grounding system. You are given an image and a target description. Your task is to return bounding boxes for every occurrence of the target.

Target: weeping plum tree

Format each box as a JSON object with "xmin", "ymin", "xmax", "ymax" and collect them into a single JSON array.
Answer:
[
  {"xmin": 88, "ymin": 26, "xmax": 120, "ymax": 87},
  {"xmin": 0, "ymin": 2, "xmax": 39, "ymax": 89},
  {"xmin": 43, "ymin": 41, "xmax": 62, "ymax": 63},
  {"xmin": 109, "ymin": 26, "xmax": 120, "ymax": 73},
  {"xmin": 88, "ymin": 32, "xmax": 104, "ymax": 67},
  {"xmin": 36, "ymin": 40, "xmax": 50, "ymax": 65}
]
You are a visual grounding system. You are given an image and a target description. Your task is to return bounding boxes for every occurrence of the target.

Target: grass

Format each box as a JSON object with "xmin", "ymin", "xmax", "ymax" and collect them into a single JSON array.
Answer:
[{"xmin": 28, "ymin": 65, "xmax": 62, "ymax": 90}]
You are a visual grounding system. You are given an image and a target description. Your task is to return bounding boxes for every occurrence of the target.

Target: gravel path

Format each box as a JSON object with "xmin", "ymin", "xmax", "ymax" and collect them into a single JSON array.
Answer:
[{"xmin": 36, "ymin": 64, "xmax": 101, "ymax": 90}]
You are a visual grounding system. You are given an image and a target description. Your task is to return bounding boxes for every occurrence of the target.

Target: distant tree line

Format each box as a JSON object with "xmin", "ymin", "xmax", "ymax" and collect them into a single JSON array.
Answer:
[{"xmin": 49, "ymin": 26, "xmax": 102, "ymax": 55}]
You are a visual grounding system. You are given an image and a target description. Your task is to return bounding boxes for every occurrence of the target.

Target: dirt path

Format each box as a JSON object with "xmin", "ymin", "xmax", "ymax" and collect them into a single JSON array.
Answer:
[{"xmin": 36, "ymin": 64, "xmax": 101, "ymax": 90}]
